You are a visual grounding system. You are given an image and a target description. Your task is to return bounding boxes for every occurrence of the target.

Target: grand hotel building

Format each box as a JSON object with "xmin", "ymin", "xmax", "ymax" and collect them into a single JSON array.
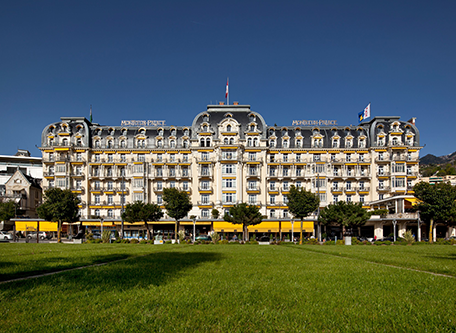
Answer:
[{"xmin": 39, "ymin": 103, "xmax": 422, "ymax": 239}]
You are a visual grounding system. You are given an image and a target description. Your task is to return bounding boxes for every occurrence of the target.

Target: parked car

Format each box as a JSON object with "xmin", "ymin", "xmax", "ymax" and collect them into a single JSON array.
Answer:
[
  {"xmin": 91, "ymin": 232, "xmax": 102, "ymax": 239},
  {"xmin": 27, "ymin": 232, "xmax": 51, "ymax": 240},
  {"xmin": 259, "ymin": 235, "xmax": 270, "ymax": 242},
  {"xmin": 0, "ymin": 231, "xmax": 13, "ymax": 240},
  {"xmin": 195, "ymin": 235, "xmax": 212, "ymax": 241}
]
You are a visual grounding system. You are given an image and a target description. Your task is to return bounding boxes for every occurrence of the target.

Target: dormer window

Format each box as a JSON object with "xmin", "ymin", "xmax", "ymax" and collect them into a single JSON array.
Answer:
[
  {"xmin": 313, "ymin": 138, "xmax": 323, "ymax": 148},
  {"xmin": 170, "ymin": 140, "xmax": 176, "ymax": 148},
  {"xmin": 183, "ymin": 140, "xmax": 189, "ymax": 148},
  {"xmin": 227, "ymin": 125, "xmax": 231, "ymax": 132},
  {"xmin": 283, "ymin": 140, "xmax": 289, "ymax": 148},
  {"xmin": 157, "ymin": 140, "xmax": 163, "ymax": 148},
  {"xmin": 345, "ymin": 139, "xmax": 352, "ymax": 148},
  {"xmin": 171, "ymin": 129, "xmax": 176, "ymax": 136},
  {"xmin": 94, "ymin": 140, "xmax": 100, "ymax": 148},
  {"xmin": 158, "ymin": 129, "xmax": 164, "ymax": 136},
  {"xmin": 253, "ymin": 138, "xmax": 258, "ymax": 147},
  {"xmin": 107, "ymin": 140, "xmax": 113, "ymax": 148},
  {"xmin": 247, "ymin": 138, "xmax": 252, "ymax": 147},
  {"xmin": 269, "ymin": 140, "xmax": 275, "ymax": 147},
  {"xmin": 250, "ymin": 125, "xmax": 255, "ymax": 132},
  {"xmin": 184, "ymin": 128, "xmax": 189, "ymax": 136},
  {"xmin": 359, "ymin": 138, "xmax": 366, "ymax": 148},
  {"xmin": 229, "ymin": 138, "xmax": 234, "ymax": 145},
  {"xmin": 200, "ymin": 138, "xmax": 205, "ymax": 147},
  {"xmin": 332, "ymin": 139, "xmax": 339, "ymax": 148},
  {"xmin": 120, "ymin": 140, "xmax": 126, "ymax": 148},
  {"xmin": 392, "ymin": 137, "xmax": 398, "ymax": 145},
  {"xmin": 203, "ymin": 125, "xmax": 208, "ymax": 132}
]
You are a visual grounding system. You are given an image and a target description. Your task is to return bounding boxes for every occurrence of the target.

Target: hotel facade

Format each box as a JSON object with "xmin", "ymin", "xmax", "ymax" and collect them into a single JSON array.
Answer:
[{"xmin": 39, "ymin": 103, "xmax": 422, "ymax": 239}]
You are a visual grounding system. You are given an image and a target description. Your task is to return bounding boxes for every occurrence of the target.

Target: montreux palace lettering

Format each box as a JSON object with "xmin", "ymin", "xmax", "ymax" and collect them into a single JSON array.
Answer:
[
  {"xmin": 121, "ymin": 120, "xmax": 166, "ymax": 126},
  {"xmin": 292, "ymin": 119, "xmax": 337, "ymax": 126}
]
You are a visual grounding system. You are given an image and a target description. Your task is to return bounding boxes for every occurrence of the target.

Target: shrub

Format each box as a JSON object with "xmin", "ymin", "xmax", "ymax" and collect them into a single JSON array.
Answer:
[
  {"xmin": 139, "ymin": 240, "xmax": 148, "ymax": 244},
  {"xmin": 210, "ymin": 231, "xmax": 220, "ymax": 243},
  {"xmin": 324, "ymin": 241, "xmax": 335, "ymax": 245},
  {"xmin": 177, "ymin": 230, "xmax": 186, "ymax": 243},
  {"xmin": 101, "ymin": 230, "xmax": 112, "ymax": 243},
  {"xmin": 403, "ymin": 230, "xmax": 415, "ymax": 245},
  {"xmin": 450, "ymin": 239, "xmax": 456, "ymax": 245},
  {"xmin": 383, "ymin": 241, "xmax": 392, "ymax": 245},
  {"xmin": 218, "ymin": 240, "xmax": 229, "ymax": 245},
  {"xmin": 436, "ymin": 238, "xmax": 450, "ymax": 245},
  {"xmin": 351, "ymin": 237, "xmax": 361, "ymax": 245},
  {"xmin": 121, "ymin": 239, "xmax": 130, "ymax": 244},
  {"xmin": 248, "ymin": 240, "xmax": 258, "ymax": 245},
  {"xmin": 306, "ymin": 238, "xmax": 319, "ymax": 245},
  {"xmin": 94, "ymin": 239, "xmax": 102, "ymax": 244},
  {"xmin": 165, "ymin": 240, "xmax": 172, "ymax": 244},
  {"xmin": 114, "ymin": 239, "xmax": 122, "ymax": 243},
  {"xmin": 87, "ymin": 233, "xmax": 94, "ymax": 241},
  {"xmin": 336, "ymin": 240, "xmax": 344, "ymax": 245},
  {"xmin": 130, "ymin": 239, "xmax": 139, "ymax": 244}
]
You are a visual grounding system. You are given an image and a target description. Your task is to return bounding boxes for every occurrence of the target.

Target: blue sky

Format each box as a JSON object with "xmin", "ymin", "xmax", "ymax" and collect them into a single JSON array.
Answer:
[{"xmin": 1, "ymin": 0, "xmax": 455, "ymax": 157}]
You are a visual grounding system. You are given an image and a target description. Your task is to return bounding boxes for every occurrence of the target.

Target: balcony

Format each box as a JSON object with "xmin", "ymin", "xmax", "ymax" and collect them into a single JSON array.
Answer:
[
  {"xmin": 406, "ymin": 171, "xmax": 419, "ymax": 177},
  {"xmin": 268, "ymin": 186, "xmax": 280, "ymax": 192},
  {"xmin": 218, "ymin": 155, "xmax": 241, "ymax": 162},
  {"xmin": 198, "ymin": 169, "xmax": 213, "ymax": 178},
  {"xmin": 247, "ymin": 168, "xmax": 260, "ymax": 177},
  {"xmin": 377, "ymin": 171, "xmax": 390, "ymax": 177},
  {"xmin": 344, "ymin": 186, "xmax": 356, "ymax": 193},
  {"xmin": 246, "ymin": 185, "xmax": 261, "ymax": 192},
  {"xmin": 244, "ymin": 157, "xmax": 263, "ymax": 163},
  {"xmin": 386, "ymin": 212, "xmax": 418, "ymax": 219},
  {"xmin": 357, "ymin": 186, "xmax": 370, "ymax": 192},
  {"xmin": 199, "ymin": 186, "xmax": 213, "ymax": 192},
  {"xmin": 331, "ymin": 187, "xmax": 342, "ymax": 193},
  {"xmin": 196, "ymin": 157, "xmax": 216, "ymax": 163},
  {"xmin": 197, "ymin": 201, "xmax": 214, "ymax": 207},
  {"xmin": 70, "ymin": 172, "xmax": 85, "ymax": 178},
  {"xmin": 392, "ymin": 155, "xmax": 408, "ymax": 161},
  {"xmin": 375, "ymin": 156, "xmax": 390, "ymax": 162},
  {"xmin": 43, "ymin": 171, "xmax": 55, "ymax": 177},
  {"xmin": 70, "ymin": 187, "xmax": 85, "ymax": 194},
  {"xmin": 376, "ymin": 186, "xmax": 391, "ymax": 192},
  {"xmin": 179, "ymin": 169, "xmax": 191, "ymax": 178},
  {"xmin": 247, "ymin": 201, "xmax": 262, "ymax": 206}
]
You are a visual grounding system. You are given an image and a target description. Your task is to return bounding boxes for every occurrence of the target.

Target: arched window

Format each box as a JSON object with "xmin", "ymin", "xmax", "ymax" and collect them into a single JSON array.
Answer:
[
  {"xmin": 120, "ymin": 140, "xmax": 126, "ymax": 148},
  {"xmin": 283, "ymin": 140, "xmax": 288, "ymax": 148},
  {"xmin": 227, "ymin": 125, "xmax": 231, "ymax": 132},
  {"xmin": 229, "ymin": 138, "xmax": 234, "ymax": 145},
  {"xmin": 250, "ymin": 125, "xmax": 255, "ymax": 132},
  {"xmin": 170, "ymin": 140, "xmax": 176, "ymax": 148},
  {"xmin": 269, "ymin": 140, "xmax": 275, "ymax": 147},
  {"xmin": 224, "ymin": 138, "xmax": 229, "ymax": 145},
  {"xmin": 158, "ymin": 129, "xmax": 164, "ymax": 136},
  {"xmin": 62, "ymin": 138, "xmax": 68, "ymax": 146},
  {"xmin": 247, "ymin": 138, "xmax": 252, "ymax": 147},
  {"xmin": 206, "ymin": 138, "xmax": 211, "ymax": 147},
  {"xmin": 183, "ymin": 140, "xmax": 189, "ymax": 148},
  {"xmin": 296, "ymin": 139, "xmax": 301, "ymax": 148},
  {"xmin": 200, "ymin": 139, "xmax": 205, "ymax": 147},
  {"xmin": 157, "ymin": 140, "xmax": 163, "ymax": 148},
  {"xmin": 203, "ymin": 125, "xmax": 208, "ymax": 132},
  {"xmin": 254, "ymin": 138, "xmax": 258, "ymax": 147},
  {"xmin": 171, "ymin": 129, "xmax": 176, "ymax": 136},
  {"xmin": 95, "ymin": 140, "xmax": 100, "ymax": 148},
  {"xmin": 107, "ymin": 140, "xmax": 113, "ymax": 148},
  {"xmin": 184, "ymin": 129, "xmax": 189, "ymax": 136}
]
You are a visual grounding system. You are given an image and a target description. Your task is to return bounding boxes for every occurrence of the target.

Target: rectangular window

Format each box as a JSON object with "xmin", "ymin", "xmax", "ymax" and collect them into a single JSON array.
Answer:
[
  {"xmin": 107, "ymin": 181, "xmax": 113, "ymax": 190},
  {"xmin": 201, "ymin": 194, "xmax": 209, "ymax": 204},
  {"xmin": 107, "ymin": 195, "xmax": 113, "ymax": 204},
  {"xmin": 360, "ymin": 195, "xmax": 365, "ymax": 203},
  {"xmin": 269, "ymin": 195, "xmax": 276, "ymax": 205},
  {"xmin": 201, "ymin": 152, "xmax": 209, "ymax": 161},
  {"xmin": 283, "ymin": 168, "xmax": 289, "ymax": 176},
  {"xmin": 183, "ymin": 181, "xmax": 189, "ymax": 191},
  {"xmin": 223, "ymin": 178, "xmax": 236, "ymax": 188},
  {"xmin": 138, "ymin": 154, "xmax": 145, "ymax": 162},
  {"xmin": 296, "ymin": 153, "xmax": 301, "ymax": 162},
  {"xmin": 269, "ymin": 181, "xmax": 276, "ymax": 191},
  {"xmin": 182, "ymin": 154, "xmax": 189, "ymax": 162},
  {"xmin": 319, "ymin": 193, "xmax": 326, "ymax": 202},
  {"xmin": 170, "ymin": 181, "xmax": 176, "ymax": 188},
  {"xmin": 222, "ymin": 193, "xmax": 235, "ymax": 203},
  {"xmin": 134, "ymin": 164, "xmax": 144, "ymax": 173},
  {"xmin": 57, "ymin": 178, "xmax": 66, "ymax": 188},
  {"xmin": 133, "ymin": 178, "xmax": 144, "ymax": 188},
  {"xmin": 169, "ymin": 168, "xmax": 176, "ymax": 177},
  {"xmin": 248, "ymin": 194, "xmax": 257, "ymax": 204},
  {"xmin": 120, "ymin": 154, "xmax": 126, "ymax": 162},
  {"xmin": 333, "ymin": 195, "xmax": 338, "ymax": 204},
  {"xmin": 156, "ymin": 167, "xmax": 163, "ymax": 176},
  {"xmin": 249, "ymin": 152, "xmax": 256, "ymax": 161},
  {"xmin": 202, "ymin": 209, "xmax": 209, "ymax": 218},
  {"xmin": 248, "ymin": 180, "xmax": 257, "ymax": 190},
  {"xmin": 157, "ymin": 181, "xmax": 163, "ymax": 190},
  {"xmin": 283, "ymin": 181, "xmax": 289, "ymax": 191},
  {"xmin": 222, "ymin": 164, "xmax": 235, "ymax": 174},
  {"xmin": 133, "ymin": 193, "xmax": 144, "ymax": 202},
  {"xmin": 394, "ymin": 178, "xmax": 405, "ymax": 188},
  {"xmin": 346, "ymin": 195, "xmax": 351, "ymax": 202},
  {"xmin": 95, "ymin": 194, "xmax": 100, "ymax": 204},
  {"xmin": 156, "ymin": 194, "xmax": 162, "ymax": 205}
]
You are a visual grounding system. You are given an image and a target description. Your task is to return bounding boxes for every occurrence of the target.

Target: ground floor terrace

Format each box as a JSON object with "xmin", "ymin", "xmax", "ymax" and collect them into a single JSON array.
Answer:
[{"xmin": 12, "ymin": 217, "xmax": 456, "ymax": 241}]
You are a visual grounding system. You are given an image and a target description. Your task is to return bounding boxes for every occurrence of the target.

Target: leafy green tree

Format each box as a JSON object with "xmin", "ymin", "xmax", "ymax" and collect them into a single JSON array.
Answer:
[
  {"xmin": 224, "ymin": 203, "xmax": 262, "ymax": 241},
  {"xmin": 37, "ymin": 188, "xmax": 80, "ymax": 243},
  {"xmin": 211, "ymin": 208, "xmax": 220, "ymax": 219},
  {"xmin": 121, "ymin": 201, "xmax": 163, "ymax": 241},
  {"xmin": 413, "ymin": 181, "xmax": 456, "ymax": 242},
  {"xmin": 0, "ymin": 200, "xmax": 16, "ymax": 222},
  {"xmin": 318, "ymin": 201, "xmax": 371, "ymax": 236},
  {"xmin": 163, "ymin": 188, "xmax": 192, "ymax": 242},
  {"xmin": 287, "ymin": 185, "xmax": 320, "ymax": 244}
]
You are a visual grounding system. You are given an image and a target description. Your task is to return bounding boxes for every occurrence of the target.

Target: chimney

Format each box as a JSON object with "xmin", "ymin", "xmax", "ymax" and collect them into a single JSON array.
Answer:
[
  {"xmin": 233, "ymin": 101, "xmax": 239, "ymax": 105},
  {"xmin": 219, "ymin": 102, "xmax": 225, "ymax": 105}
]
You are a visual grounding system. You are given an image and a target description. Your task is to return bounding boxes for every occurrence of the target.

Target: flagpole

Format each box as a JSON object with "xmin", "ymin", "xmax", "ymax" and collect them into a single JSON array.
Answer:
[{"xmin": 227, "ymin": 77, "xmax": 229, "ymax": 105}]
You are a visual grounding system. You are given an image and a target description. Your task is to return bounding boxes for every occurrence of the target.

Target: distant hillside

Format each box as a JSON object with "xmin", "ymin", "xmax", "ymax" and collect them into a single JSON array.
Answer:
[
  {"xmin": 420, "ymin": 151, "xmax": 456, "ymax": 177},
  {"xmin": 420, "ymin": 151, "xmax": 456, "ymax": 166}
]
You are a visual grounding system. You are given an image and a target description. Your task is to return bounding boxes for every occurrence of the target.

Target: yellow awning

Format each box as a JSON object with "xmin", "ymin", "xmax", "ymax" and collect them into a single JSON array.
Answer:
[
  {"xmin": 15, "ymin": 221, "xmax": 58, "ymax": 232},
  {"xmin": 248, "ymin": 222, "xmax": 280, "ymax": 233},
  {"xmin": 281, "ymin": 221, "xmax": 314, "ymax": 232},
  {"xmin": 213, "ymin": 222, "xmax": 243, "ymax": 232},
  {"xmin": 405, "ymin": 198, "xmax": 421, "ymax": 206}
]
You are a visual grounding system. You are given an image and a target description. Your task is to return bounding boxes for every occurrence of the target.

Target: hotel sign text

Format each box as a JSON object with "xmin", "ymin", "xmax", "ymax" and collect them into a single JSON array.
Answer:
[
  {"xmin": 121, "ymin": 120, "xmax": 166, "ymax": 126},
  {"xmin": 292, "ymin": 119, "xmax": 337, "ymax": 126}
]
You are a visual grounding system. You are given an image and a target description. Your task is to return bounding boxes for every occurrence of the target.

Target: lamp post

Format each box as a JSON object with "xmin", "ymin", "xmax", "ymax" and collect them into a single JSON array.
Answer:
[
  {"xmin": 193, "ymin": 216, "xmax": 196, "ymax": 243},
  {"xmin": 317, "ymin": 173, "xmax": 321, "ymax": 242},
  {"xmin": 120, "ymin": 174, "xmax": 124, "ymax": 239}
]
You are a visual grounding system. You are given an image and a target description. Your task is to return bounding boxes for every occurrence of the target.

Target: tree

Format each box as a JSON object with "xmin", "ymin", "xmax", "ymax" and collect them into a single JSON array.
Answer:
[
  {"xmin": 0, "ymin": 200, "xmax": 16, "ymax": 222},
  {"xmin": 223, "ymin": 203, "xmax": 262, "ymax": 241},
  {"xmin": 287, "ymin": 185, "xmax": 320, "ymax": 244},
  {"xmin": 121, "ymin": 201, "xmax": 163, "ymax": 241},
  {"xmin": 37, "ymin": 188, "xmax": 80, "ymax": 243},
  {"xmin": 413, "ymin": 181, "xmax": 456, "ymax": 242},
  {"xmin": 163, "ymin": 188, "xmax": 192, "ymax": 242},
  {"xmin": 211, "ymin": 208, "xmax": 220, "ymax": 219},
  {"xmin": 318, "ymin": 201, "xmax": 371, "ymax": 237}
]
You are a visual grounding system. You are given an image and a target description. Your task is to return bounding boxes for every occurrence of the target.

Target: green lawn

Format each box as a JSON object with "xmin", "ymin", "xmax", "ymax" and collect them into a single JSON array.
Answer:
[{"xmin": 1, "ymin": 243, "xmax": 455, "ymax": 332}]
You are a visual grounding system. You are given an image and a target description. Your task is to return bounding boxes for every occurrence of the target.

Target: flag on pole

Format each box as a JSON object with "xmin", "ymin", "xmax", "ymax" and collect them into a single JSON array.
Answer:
[
  {"xmin": 358, "ymin": 103, "xmax": 370, "ymax": 122},
  {"xmin": 225, "ymin": 78, "xmax": 229, "ymax": 100}
]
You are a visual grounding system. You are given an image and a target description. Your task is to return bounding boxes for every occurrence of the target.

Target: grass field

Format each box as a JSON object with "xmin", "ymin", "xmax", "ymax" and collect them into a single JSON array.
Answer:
[{"xmin": 1, "ymin": 243, "xmax": 455, "ymax": 332}]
